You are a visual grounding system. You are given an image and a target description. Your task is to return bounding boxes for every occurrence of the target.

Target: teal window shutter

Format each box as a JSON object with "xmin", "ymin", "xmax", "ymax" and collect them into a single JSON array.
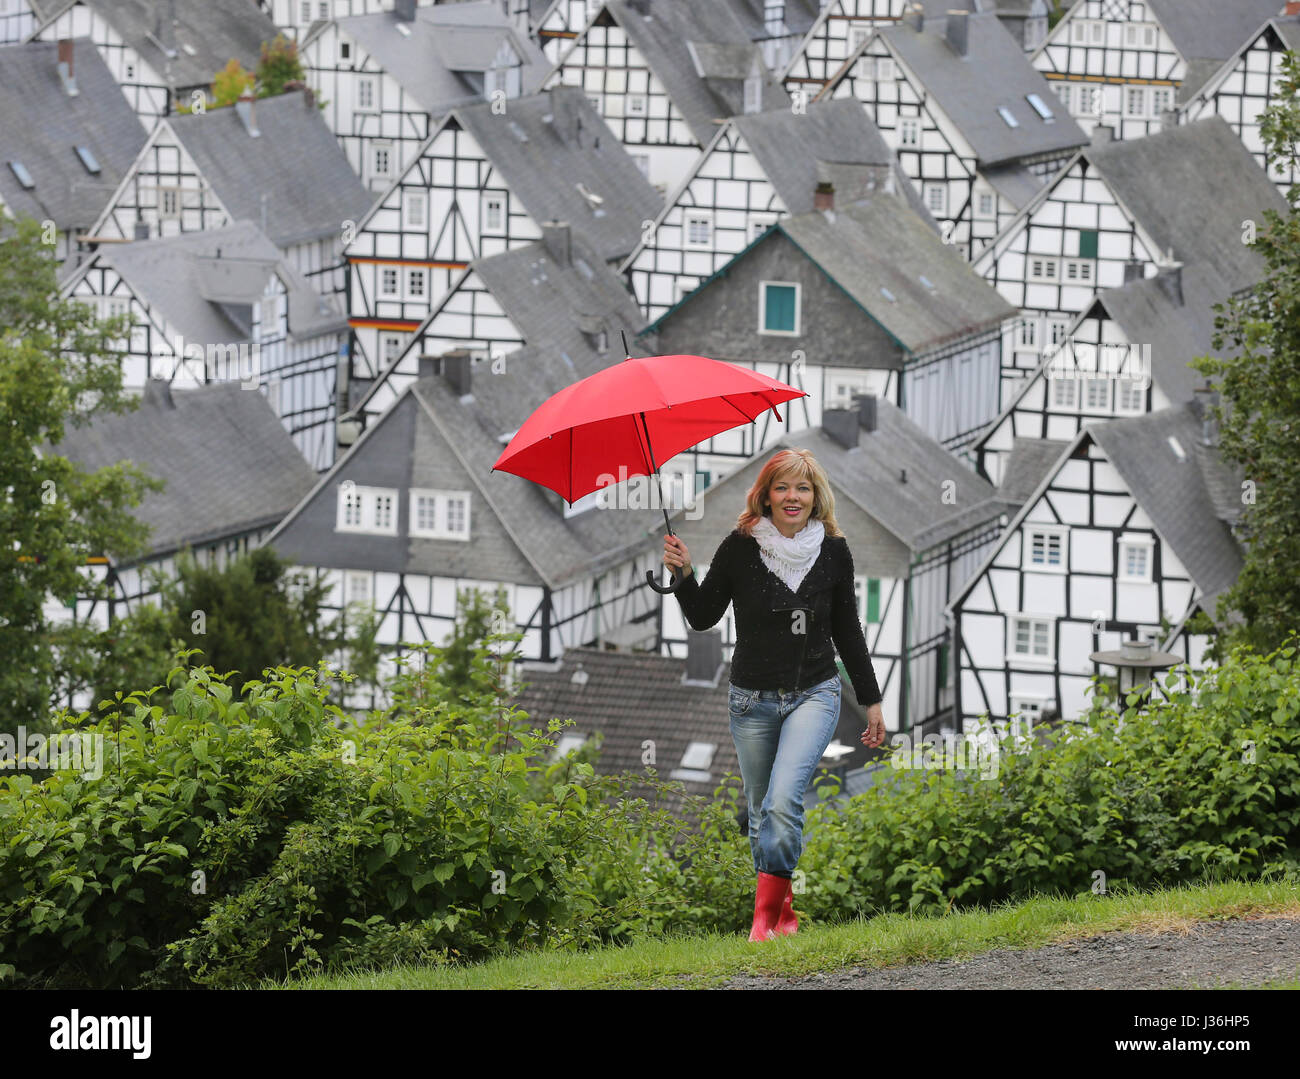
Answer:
[
  {"xmin": 763, "ymin": 283, "xmax": 797, "ymax": 332},
  {"xmin": 1078, "ymin": 229, "xmax": 1099, "ymax": 259},
  {"xmin": 867, "ymin": 578, "xmax": 880, "ymax": 623}
]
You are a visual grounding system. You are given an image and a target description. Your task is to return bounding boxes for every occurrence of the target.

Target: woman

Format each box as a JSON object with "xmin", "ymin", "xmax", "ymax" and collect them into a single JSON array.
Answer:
[{"xmin": 662, "ymin": 448, "xmax": 886, "ymax": 942}]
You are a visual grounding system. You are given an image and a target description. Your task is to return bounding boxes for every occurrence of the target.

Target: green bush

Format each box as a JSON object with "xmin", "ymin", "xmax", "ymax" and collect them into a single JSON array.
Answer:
[{"xmin": 798, "ymin": 635, "xmax": 1300, "ymax": 917}]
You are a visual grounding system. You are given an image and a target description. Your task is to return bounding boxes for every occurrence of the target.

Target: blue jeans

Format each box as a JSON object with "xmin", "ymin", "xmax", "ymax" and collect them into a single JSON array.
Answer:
[{"xmin": 727, "ymin": 674, "xmax": 842, "ymax": 877}]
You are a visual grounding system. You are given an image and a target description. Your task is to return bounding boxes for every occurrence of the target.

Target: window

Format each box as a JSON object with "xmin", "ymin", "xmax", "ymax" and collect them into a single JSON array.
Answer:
[
  {"xmin": 898, "ymin": 117, "xmax": 919, "ymax": 146},
  {"xmin": 1150, "ymin": 86, "xmax": 1172, "ymax": 117},
  {"xmin": 748, "ymin": 212, "xmax": 778, "ymax": 241},
  {"xmin": 1116, "ymin": 377, "xmax": 1145, "ymax": 412},
  {"xmin": 1028, "ymin": 257, "xmax": 1058, "ymax": 281},
  {"xmin": 1124, "ymin": 23, "xmax": 1156, "ymax": 48},
  {"xmin": 875, "ymin": 57, "xmax": 895, "ymax": 81},
  {"xmin": 124, "ymin": 60, "xmax": 135, "ymax": 79},
  {"xmin": 996, "ymin": 106, "xmax": 1019, "ymax": 128},
  {"xmin": 410, "ymin": 489, "xmax": 471, "ymax": 540},
  {"xmin": 340, "ymin": 40, "xmax": 351, "ymax": 61},
  {"xmin": 1084, "ymin": 376, "xmax": 1111, "ymax": 410},
  {"xmin": 977, "ymin": 191, "xmax": 995, "ymax": 217},
  {"xmin": 1047, "ymin": 317, "xmax": 1069, "ymax": 348},
  {"xmin": 1026, "ymin": 92, "xmax": 1053, "ymax": 120},
  {"xmin": 158, "ymin": 186, "xmax": 181, "ymax": 220},
  {"xmin": 300, "ymin": 0, "xmax": 311, "ymax": 22},
  {"xmin": 1010, "ymin": 616, "xmax": 1054, "ymax": 661},
  {"xmin": 851, "ymin": 576, "xmax": 880, "ymax": 625},
  {"xmin": 407, "ymin": 268, "xmax": 426, "ymax": 299},
  {"xmin": 849, "ymin": 23, "xmax": 871, "ymax": 53},
  {"xmin": 319, "ymin": 1, "xmax": 330, "ymax": 18},
  {"xmin": 336, "ymin": 484, "xmax": 399, "ymax": 536},
  {"xmin": 379, "ymin": 267, "xmax": 399, "ymax": 297},
  {"xmin": 1025, "ymin": 527, "xmax": 1067, "ymax": 571},
  {"xmin": 759, "ymin": 281, "xmax": 800, "ymax": 335},
  {"xmin": 483, "ymin": 195, "xmax": 505, "ymax": 232},
  {"xmin": 1070, "ymin": 19, "xmax": 1104, "ymax": 45},
  {"xmin": 1051, "ymin": 376, "xmax": 1077, "ymax": 408},
  {"xmin": 764, "ymin": 0, "xmax": 785, "ymax": 34},
  {"xmin": 404, "ymin": 190, "xmax": 426, "ymax": 229},
  {"xmin": 344, "ymin": 570, "xmax": 372, "ymax": 607},
  {"xmin": 1119, "ymin": 535, "xmax": 1153, "ymax": 581},
  {"xmin": 1125, "ymin": 86, "xmax": 1145, "ymax": 117},
  {"xmin": 1063, "ymin": 258, "xmax": 1094, "ymax": 283},
  {"xmin": 684, "ymin": 212, "xmax": 712, "ymax": 247},
  {"xmin": 626, "ymin": 93, "xmax": 647, "ymax": 116},
  {"xmin": 1076, "ymin": 84, "xmax": 1099, "ymax": 117},
  {"xmin": 924, "ymin": 183, "xmax": 946, "ymax": 216},
  {"xmin": 381, "ymin": 333, "xmax": 406, "ymax": 364},
  {"xmin": 357, "ymin": 76, "xmax": 376, "ymax": 112},
  {"xmin": 1018, "ymin": 318, "xmax": 1038, "ymax": 349},
  {"xmin": 371, "ymin": 141, "xmax": 393, "ymax": 180}
]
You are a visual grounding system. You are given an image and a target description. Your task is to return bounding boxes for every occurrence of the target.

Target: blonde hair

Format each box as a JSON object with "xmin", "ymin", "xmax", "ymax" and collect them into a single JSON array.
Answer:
[{"xmin": 737, "ymin": 449, "xmax": 844, "ymax": 538}]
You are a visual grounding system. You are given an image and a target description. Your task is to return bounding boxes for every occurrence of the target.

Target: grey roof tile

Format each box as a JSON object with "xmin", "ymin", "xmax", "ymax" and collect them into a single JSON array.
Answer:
[
  {"xmin": 50, "ymin": 380, "xmax": 318, "ymax": 558},
  {"xmin": 168, "ymin": 88, "xmax": 373, "ymax": 248},
  {"xmin": 0, "ymin": 39, "xmax": 146, "ymax": 232},
  {"xmin": 997, "ymin": 436, "xmax": 1072, "ymax": 504},
  {"xmin": 1146, "ymin": 0, "xmax": 1280, "ymax": 67}
]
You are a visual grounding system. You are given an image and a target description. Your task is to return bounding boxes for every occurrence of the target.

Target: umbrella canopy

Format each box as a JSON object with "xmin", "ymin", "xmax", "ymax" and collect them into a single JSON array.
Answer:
[{"xmin": 491, "ymin": 353, "xmax": 805, "ymax": 504}]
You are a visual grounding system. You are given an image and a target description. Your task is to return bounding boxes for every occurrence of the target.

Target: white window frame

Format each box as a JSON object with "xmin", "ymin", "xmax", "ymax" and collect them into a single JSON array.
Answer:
[
  {"xmin": 403, "ymin": 190, "xmax": 427, "ymax": 229},
  {"xmin": 625, "ymin": 93, "xmax": 648, "ymax": 117},
  {"xmin": 1024, "ymin": 525, "xmax": 1068, "ymax": 573},
  {"xmin": 1009, "ymin": 614, "xmax": 1055, "ymax": 664},
  {"xmin": 898, "ymin": 116, "xmax": 920, "ymax": 146},
  {"xmin": 683, "ymin": 211, "xmax": 712, "ymax": 249},
  {"xmin": 976, "ymin": 190, "xmax": 995, "ymax": 218},
  {"xmin": 406, "ymin": 267, "xmax": 426, "ymax": 300},
  {"xmin": 1017, "ymin": 317, "xmax": 1038, "ymax": 350},
  {"xmin": 849, "ymin": 23, "xmax": 871, "ymax": 53},
  {"xmin": 1118, "ymin": 534, "xmax": 1154, "ymax": 582},
  {"xmin": 1115, "ymin": 376, "xmax": 1145, "ymax": 413},
  {"xmin": 1051, "ymin": 375, "xmax": 1078, "ymax": 409},
  {"xmin": 157, "ymin": 185, "xmax": 181, "ymax": 220},
  {"xmin": 482, "ymin": 193, "xmax": 506, "ymax": 233},
  {"xmin": 409, "ymin": 488, "xmax": 471, "ymax": 540},
  {"xmin": 1028, "ymin": 257, "xmax": 1059, "ymax": 282},
  {"xmin": 1063, "ymin": 258, "xmax": 1094, "ymax": 284},
  {"xmin": 1125, "ymin": 86, "xmax": 1146, "ymax": 117},
  {"xmin": 378, "ymin": 265, "xmax": 400, "ymax": 298},
  {"xmin": 875, "ymin": 56, "xmax": 895, "ymax": 81},
  {"xmin": 344, "ymin": 569, "xmax": 373, "ymax": 608},
  {"xmin": 370, "ymin": 140, "xmax": 394, "ymax": 181},
  {"xmin": 356, "ymin": 75, "xmax": 377, "ymax": 113},
  {"xmin": 336, "ymin": 484, "xmax": 399, "ymax": 536},
  {"xmin": 1047, "ymin": 317, "xmax": 1070, "ymax": 349},
  {"xmin": 1083, "ymin": 374, "xmax": 1111, "ymax": 411},
  {"xmin": 923, "ymin": 182, "xmax": 947, "ymax": 216},
  {"xmin": 380, "ymin": 332, "xmax": 407, "ymax": 364},
  {"xmin": 758, "ymin": 279, "xmax": 801, "ymax": 337},
  {"xmin": 300, "ymin": 0, "xmax": 312, "ymax": 23},
  {"xmin": 748, "ymin": 212, "xmax": 778, "ymax": 241}
]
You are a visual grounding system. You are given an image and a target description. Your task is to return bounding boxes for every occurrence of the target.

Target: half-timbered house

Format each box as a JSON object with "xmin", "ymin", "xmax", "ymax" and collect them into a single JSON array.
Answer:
[
  {"xmin": 987, "ymin": 0, "xmax": 1051, "ymax": 53},
  {"xmin": 1029, "ymin": 0, "xmax": 1281, "ymax": 141},
  {"xmin": 29, "ymin": 0, "xmax": 278, "ymax": 122},
  {"xmin": 82, "ymin": 87, "xmax": 372, "ymax": 299},
  {"xmin": 974, "ymin": 259, "xmax": 1243, "ymax": 488},
  {"xmin": 947, "ymin": 392, "xmax": 1243, "ymax": 729},
  {"xmin": 622, "ymin": 97, "xmax": 922, "ymax": 321},
  {"xmin": 782, "ymin": 0, "xmax": 910, "ymax": 91},
  {"xmin": 301, "ymin": 0, "xmax": 550, "ymax": 188},
  {"xmin": 263, "ymin": 354, "xmax": 670, "ymax": 708},
  {"xmin": 1179, "ymin": 8, "xmax": 1300, "ymax": 198},
  {"xmin": 0, "ymin": 38, "xmax": 146, "ymax": 267},
  {"xmin": 823, "ymin": 7, "xmax": 1088, "ymax": 257},
  {"xmin": 342, "ymin": 85, "xmax": 660, "ymax": 382},
  {"xmin": 661, "ymin": 394, "xmax": 1010, "ymax": 737},
  {"xmin": 727, "ymin": 0, "xmax": 822, "ymax": 75},
  {"xmin": 641, "ymin": 189, "xmax": 1016, "ymax": 468},
  {"xmin": 258, "ymin": 0, "xmax": 436, "ymax": 42},
  {"xmin": 971, "ymin": 116, "xmax": 1286, "ymax": 398},
  {"xmin": 46, "ymin": 378, "xmax": 319, "ymax": 710},
  {"xmin": 62, "ymin": 221, "xmax": 349, "ymax": 470},
  {"xmin": 545, "ymin": 0, "xmax": 792, "ymax": 195}
]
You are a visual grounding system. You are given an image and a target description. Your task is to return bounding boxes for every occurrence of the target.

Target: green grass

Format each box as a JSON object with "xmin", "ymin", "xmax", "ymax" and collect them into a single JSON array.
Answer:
[{"xmin": 264, "ymin": 876, "xmax": 1300, "ymax": 990}]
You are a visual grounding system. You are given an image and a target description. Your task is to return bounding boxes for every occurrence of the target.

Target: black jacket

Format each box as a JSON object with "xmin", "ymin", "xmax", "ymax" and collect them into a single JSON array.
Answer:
[{"xmin": 674, "ymin": 528, "xmax": 883, "ymax": 708}]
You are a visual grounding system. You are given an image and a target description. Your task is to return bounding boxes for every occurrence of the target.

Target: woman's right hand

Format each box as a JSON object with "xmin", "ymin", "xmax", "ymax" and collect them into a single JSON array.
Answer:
[{"xmin": 663, "ymin": 534, "xmax": 692, "ymax": 577}]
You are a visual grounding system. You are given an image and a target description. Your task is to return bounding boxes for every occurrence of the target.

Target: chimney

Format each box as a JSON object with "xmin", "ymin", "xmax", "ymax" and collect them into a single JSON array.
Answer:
[
  {"xmin": 440, "ymin": 349, "xmax": 472, "ymax": 396},
  {"xmin": 56, "ymin": 38, "xmax": 78, "ymax": 95},
  {"xmin": 142, "ymin": 377, "xmax": 174, "ymax": 409},
  {"xmin": 1122, "ymin": 259, "xmax": 1143, "ymax": 284},
  {"xmin": 902, "ymin": 2, "xmax": 924, "ymax": 33},
  {"xmin": 394, "ymin": 0, "xmax": 417, "ymax": 21},
  {"xmin": 823, "ymin": 407, "xmax": 860, "ymax": 449},
  {"xmin": 946, "ymin": 10, "xmax": 968, "ymax": 56},
  {"xmin": 541, "ymin": 219, "xmax": 571, "ymax": 265},
  {"xmin": 133, "ymin": 217, "xmax": 150, "ymax": 240},
  {"xmin": 284, "ymin": 79, "xmax": 316, "ymax": 108},
  {"xmin": 813, "ymin": 181, "xmax": 834, "ymax": 212},
  {"xmin": 684, "ymin": 628, "xmax": 723, "ymax": 684},
  {"xmin": 1155, "ymin": 262, "xmax": 1183, "ymax": 306},
  {"xmin": 1091, "ymin": 123, "xmax": 1114, "ymax": 145},
  {"xmin": 1287, "ymin": 2, "xmax": 1300, "ymax": 16},
  {"xmin": 417, "ymin": 353, "xmax": 438, "ymax": 380},
  {"xmin": 1191, "ymin": 384, "xmax": 1219, "ymax": 447},
  {"xmin": 850, "ymin": 392, "xmax": 878, "ymax": 433},
  {"xmin": 235, "ymin": 92, "xmax": 259, "ymax": 137}
]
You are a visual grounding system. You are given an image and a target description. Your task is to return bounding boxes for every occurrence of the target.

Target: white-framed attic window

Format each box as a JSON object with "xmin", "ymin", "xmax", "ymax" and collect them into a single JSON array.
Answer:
[
  {"xmin": 1023, "ymin": 524, "xmax": 1067, "ymax": 572},
  {"xmin": 356, "ymin": 75, "xmax": 377, "ymax": 112},
  {"xmin": 336, "ymin": 484, "xmax": 398, "ymax": 536},
  {"xmin": 410, "ymin": 488, "xmax": 471, "ymax": 540},
  {"xmin": 1118, "ymin": 534, "xmax": 1154, "ymax": 582},
  {"xmin": 1009, "ymin": 614, "xmax": 1055, "ymax": 664},
  {"xmin": 683, "ymin": 211, "xmax": 712, "ymax": 248}
]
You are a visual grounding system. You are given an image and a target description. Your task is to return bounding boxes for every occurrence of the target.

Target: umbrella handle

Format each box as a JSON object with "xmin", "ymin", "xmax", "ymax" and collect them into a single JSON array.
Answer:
[{"xmin": 646, "ymin": 561, "xmax": 684, "ymax": 594}]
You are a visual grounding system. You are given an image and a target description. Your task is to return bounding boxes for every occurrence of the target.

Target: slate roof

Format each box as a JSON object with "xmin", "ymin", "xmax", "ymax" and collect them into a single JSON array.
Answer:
[
  {"xmin": 868, "ymin": 11, "xmax": 1088, "ymax": 167},
  {"xmin": 671, "ymin": 395, "xmax": 1007, "ymax": 553},
  {"xmin": 996, "ymin": 436, "xmax": 1071, "ymax": 505},
  {"xmin": 775, "ymin": 195, "xmax": 1018, "ymax": 354},
  {"xmin": 336, "ymin": 0, "xmax": 549, "ymax": 114},
  {"xmin": 50, "ymin": 380, "xmax": 318, "ymax": 559},
  {"xmin": 0, "ymin": 39, "xmax": 146, "ymax": 234},
  {"xmin": 36, "ymin": 0, "xmax": 277, "ymax": 90},
  {"xmin": 981, "ymin": 161, "xmax": 1044, "ymax": 210},
  {"xmin": 726, "ymin": 0, "xmax": 821, "ymax": 43},
  {"xmin": 511, "ymin": 643, "xmax": 878, "ymax": 821},
  {"xmin": 166, "ymin": 89, "xmax": 373, "ymax": 248},
  {"xmin": 596, "ymin": 0, "xmax": 792, "ymax": 145},
  {"xmin": 1146, "ymin": 0, "xmax": 1281, "ymax": 98},
  {"xmin": 728, "ymin": 97, "xmax": 894, "ymax": 215},
  {"xmin": 441, "ymin": 86, "xmax": 664, "ymax": 262},
  {"xmin": 70, "ymin": 221, "xmax": 346, "ymax": 345},
  {"xmin": 1083, "ymin": 116, "xmax": 1286, "ymax": 290}
]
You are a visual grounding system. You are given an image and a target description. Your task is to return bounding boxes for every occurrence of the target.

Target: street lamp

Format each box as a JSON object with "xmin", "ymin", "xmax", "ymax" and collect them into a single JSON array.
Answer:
[{"xmin": 1088, "ymin": 637, "xmax": 1182, "ymax": 698}]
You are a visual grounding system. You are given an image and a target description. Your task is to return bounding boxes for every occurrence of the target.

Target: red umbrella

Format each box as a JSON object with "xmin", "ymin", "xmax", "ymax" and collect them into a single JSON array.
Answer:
[{"xmin": 491, "ymin": 346, "xmax": 805, "ymax": 592}]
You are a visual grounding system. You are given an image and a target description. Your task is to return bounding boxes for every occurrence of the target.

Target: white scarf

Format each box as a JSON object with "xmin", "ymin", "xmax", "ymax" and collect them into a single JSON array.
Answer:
[{"xmin": 751, "ymin": 514, "xmax": 825, "ymax": 594}]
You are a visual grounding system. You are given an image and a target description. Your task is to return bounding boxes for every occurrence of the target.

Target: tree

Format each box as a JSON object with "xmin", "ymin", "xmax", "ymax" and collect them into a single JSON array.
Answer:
[
  {"xmin": 0, "ymin": 214, "xmax": 160, "ymax": 738},
  {"xmin": 211, "ymin": 58, "xmax": 255, "ymax": 108},
  {"xmin": 1189, "ymin": 51, "xmax": 1300, "ymax": 660},
  {"xmin": 257, "ymin": 34, "xmax": 305, "ymax": 98}
]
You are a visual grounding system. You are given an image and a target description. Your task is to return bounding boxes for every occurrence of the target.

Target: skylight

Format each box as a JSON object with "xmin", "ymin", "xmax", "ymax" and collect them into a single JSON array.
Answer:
[
  {"xmin": 1026, "ymin": 93, "xmax": 1054, "ymax": 120},
  {"xmin": 8, "ymin": 160, "xmax": 34, "ymax": 189},
  {"xmin": 74, "ymin": 145, "xmax": 101, "ymax": 174},
  {"xmin": 1167, "ymin": 435, "xmax": 1186, "ymax": 461},
  {"xmin": 996, "ymin": 106, "xmax": 1019, "ymax": 128},
  {"xmin": 508, "ymin": 120, "xmax": 528, "ymax": 142},
  {"xmin": 880, "ymin": 286, "xmax": 897, "ymax": 302},
  {"xmin": 919, "ymin": 274, "xmax": 935, "ymax": 291},
  {"xmin": 396, "ymin": 22, "xmax": 411, "ymax": 37}
]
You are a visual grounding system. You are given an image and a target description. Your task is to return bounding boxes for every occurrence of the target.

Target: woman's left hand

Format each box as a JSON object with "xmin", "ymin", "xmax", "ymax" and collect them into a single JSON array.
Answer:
[{"xmin": 860, "ymin": 703, "xmax": 886, "ymax": 748}]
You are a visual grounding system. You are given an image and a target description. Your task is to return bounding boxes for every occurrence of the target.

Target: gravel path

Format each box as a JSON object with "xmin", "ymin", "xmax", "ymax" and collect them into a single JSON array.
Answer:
[{"xmin": 715, "ymin": 915, "xmax": 1300, "ymax": 990}]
